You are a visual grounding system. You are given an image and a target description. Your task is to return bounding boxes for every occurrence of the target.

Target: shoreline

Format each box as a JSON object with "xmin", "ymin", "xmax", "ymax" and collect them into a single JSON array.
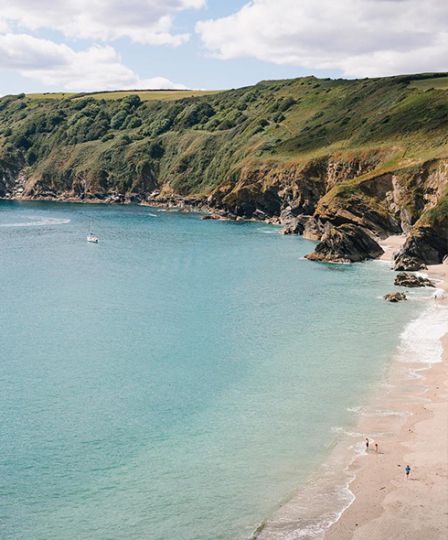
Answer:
[
  {"xmin": 0, "ymin": 195, "xmax": 283, "ymax": 225},
  {"xmin": 323, "ymin": 238, "xmax": 448, "ymax": 540},
  {"xmin": 253, "ymin": 235, "xmax": 448, "ymax": 540}
]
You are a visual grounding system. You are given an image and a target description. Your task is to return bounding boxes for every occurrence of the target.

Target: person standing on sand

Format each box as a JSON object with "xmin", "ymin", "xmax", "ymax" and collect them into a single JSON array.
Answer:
[
  {"xmin": 365, "ymin": 438, "xmax": 369, "ymax": 451},
  {"xmin": 375, "ymin": 443, "xmax": 378, "ymax": 453},
  {"xmin": 405, "ymin": 465, "xmax": 411, "ymax": 478}
]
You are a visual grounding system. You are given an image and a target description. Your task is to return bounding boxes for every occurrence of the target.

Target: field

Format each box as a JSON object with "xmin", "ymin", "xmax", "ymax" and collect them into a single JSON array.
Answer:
[
  {"xmin": 408, "ymin": 76, "xmax": 448, "ymax": 90},
  {"xmin": 27, "ymin": 92, "xmax": 75, "ymax": 100},
  {"xmin": 27, "ymin": 89, "xmax": 221, "ymax": 102}
]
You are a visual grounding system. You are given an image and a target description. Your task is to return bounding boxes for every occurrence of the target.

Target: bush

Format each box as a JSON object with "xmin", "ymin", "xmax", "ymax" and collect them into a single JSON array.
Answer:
[
  {"xmin": 218, "ymin": 118, "xmax": 235, "ymax": 130},
  {"xmin": 179, "ymin": 102, "xmax": 215, "ymax": 128},
  {"xmin": 110, "ymin": 110, "xmax": 127, "ymax": 129},
  {"xmin": 125, "ymin": 116, "xmax": 142, "ymax": 129},
  {"xmin": 121, "ymin": 95, "xmax": 142, "ymax": 109},
  {"xmin": 148, "ymin": 141, "xmax": 165, "ymax": 159}
]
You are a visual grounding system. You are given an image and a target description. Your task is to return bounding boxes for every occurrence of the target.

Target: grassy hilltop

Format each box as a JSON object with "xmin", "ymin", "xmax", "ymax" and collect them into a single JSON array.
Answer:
[{"xmin": 1, "ymin": 73, "xmax": 448, "ymax": 265}]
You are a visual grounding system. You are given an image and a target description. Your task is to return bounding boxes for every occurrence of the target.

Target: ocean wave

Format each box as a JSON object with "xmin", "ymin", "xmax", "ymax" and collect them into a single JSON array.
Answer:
[
  {"xmin": 0, "ymin": 217, "xmax": 71, "ymax": 227},
  {"xmin": 398, "ymin": 302, "xmax": 448, "ymax": 363},
  {"xmin": 251, "ymin": 477, "xmax": 355, "ymax": 540},
  {"xmin": 347, "ymin": 406, "xmax": 411, "ymax": 417}
]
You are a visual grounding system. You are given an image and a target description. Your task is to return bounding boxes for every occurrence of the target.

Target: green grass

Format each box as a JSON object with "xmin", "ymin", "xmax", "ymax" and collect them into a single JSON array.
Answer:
[
  {"xmin": 27, "ymin": 92, "xmax": 76, "ymax": 100},
  {"xmin": 408, "ymin": 76, "xmax": 448, "ymax": 90},
  {"xmin": 27, "ymin": 89, "xmax": 221, "ymax": 102},
  {"xmin": 84, "ymin": 90, "xmax": 220, "ymax": 101}
]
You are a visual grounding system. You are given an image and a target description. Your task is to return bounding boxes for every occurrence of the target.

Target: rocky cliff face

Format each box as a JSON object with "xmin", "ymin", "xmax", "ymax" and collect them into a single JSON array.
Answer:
[{"xmin": 1, "ymin": 74, "xmax": 448, "ymax": 267}]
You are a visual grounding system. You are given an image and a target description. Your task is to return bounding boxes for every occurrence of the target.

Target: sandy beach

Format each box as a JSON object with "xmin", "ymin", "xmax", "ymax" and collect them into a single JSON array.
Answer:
[{"xmin": 324, "ymin": 237, "xmax": 448, "ymax": 540}]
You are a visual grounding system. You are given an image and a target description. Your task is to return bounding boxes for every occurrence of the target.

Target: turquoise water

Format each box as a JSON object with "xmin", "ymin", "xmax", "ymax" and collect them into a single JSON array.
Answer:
[{"xmin": 0, "ymin": 201, "xmax": 421, "ymax": 540}]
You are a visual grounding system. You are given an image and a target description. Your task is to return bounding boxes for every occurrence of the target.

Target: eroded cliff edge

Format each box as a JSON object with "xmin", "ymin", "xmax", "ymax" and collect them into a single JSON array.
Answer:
[{"xmin": 1, "ymin": 74, "xmax": 447, "ymax": 268}]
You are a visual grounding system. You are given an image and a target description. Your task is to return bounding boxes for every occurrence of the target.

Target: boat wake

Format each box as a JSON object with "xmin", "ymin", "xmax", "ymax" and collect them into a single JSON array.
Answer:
[{"xmin": 0, "ymin": 216, "xmax": 71, "ymax": 227}]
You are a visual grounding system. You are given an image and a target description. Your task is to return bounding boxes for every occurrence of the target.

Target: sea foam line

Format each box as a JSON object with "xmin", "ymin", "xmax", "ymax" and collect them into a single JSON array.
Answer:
[{"xmin": 398, "ymin": 302, "xmax": 448, "ymax": 364}]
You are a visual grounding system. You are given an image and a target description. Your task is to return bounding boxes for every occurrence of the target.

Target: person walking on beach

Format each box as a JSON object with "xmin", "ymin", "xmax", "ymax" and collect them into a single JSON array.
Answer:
[
  {"xmin": 375, "ymin": 443, "xmax": 379, "ymax": 453},
  {"xmin": 365, "ymin": 438, "xmax": 369, "ymax": 451},
  {"xmin": 405, "ymin": 465, "xmax": 411, "ymax": 478}
]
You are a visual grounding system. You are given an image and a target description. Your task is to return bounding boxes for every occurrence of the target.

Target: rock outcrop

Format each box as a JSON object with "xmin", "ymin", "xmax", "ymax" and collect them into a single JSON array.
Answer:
[
  {"xmin": 384, "ymin": 292, "xmax": 407, "ymax": 302},
  {"xmin": 394, "ymin": 272, "xmax": 435, "ymax": 288},
  {"xmin": 305, "ymin": 223, "xmax": 384, "ymax": 263},
  {"xmin": 394, "ymin": 225, "xmax": 448, "ymax": 270},
  {"xmin": 281, "ymin": 214, "xmax": 323, "ymax": 239}
]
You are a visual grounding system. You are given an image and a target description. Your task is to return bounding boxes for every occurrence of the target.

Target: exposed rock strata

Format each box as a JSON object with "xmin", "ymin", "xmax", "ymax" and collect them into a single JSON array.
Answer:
[
  {"xmin": 394, "ymin": 225, "xmax": 448, "ymax": 270},
  {"xmin": 305, "ymin": 223, "xmax": 384, "ymax": 263}
]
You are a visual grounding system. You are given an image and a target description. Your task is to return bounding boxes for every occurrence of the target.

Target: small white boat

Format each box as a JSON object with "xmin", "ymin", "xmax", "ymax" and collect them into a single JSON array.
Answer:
[{"xmin": 87, "ymin": 233, "xmax": 99, "ymax": 243}]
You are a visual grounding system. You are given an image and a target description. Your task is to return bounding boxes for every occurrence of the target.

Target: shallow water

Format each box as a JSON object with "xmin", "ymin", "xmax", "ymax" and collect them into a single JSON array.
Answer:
[{"xmin": 0, "ymin": 201, "xmax": 423, "ymax": 540}]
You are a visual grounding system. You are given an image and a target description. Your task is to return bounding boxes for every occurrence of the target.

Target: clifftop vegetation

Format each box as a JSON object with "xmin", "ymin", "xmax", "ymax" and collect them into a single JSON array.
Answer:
[{"xmin": 1, "ymin": 73, "xmax": 447, "ymax": 266}]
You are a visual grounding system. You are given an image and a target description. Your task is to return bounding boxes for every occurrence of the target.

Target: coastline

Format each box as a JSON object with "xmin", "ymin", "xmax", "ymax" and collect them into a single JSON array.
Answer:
[
  {"xmin": 323, "ymin": 238, "xmax": 448, "ymax": 540},
  {"xmin": 253, "ymin": 235, "xmax": 448, "ymax": 540}
]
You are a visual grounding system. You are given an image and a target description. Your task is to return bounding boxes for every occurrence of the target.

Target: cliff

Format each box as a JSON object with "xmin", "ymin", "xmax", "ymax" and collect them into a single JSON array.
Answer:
[{"xmin": 1, "ymin": 73, "xmax": 447, "ymax": 267}]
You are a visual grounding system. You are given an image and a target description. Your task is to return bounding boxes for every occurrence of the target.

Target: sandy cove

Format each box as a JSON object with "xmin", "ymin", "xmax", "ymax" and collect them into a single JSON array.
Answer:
[{"xmin": 324, "ymin": 236, "xmax": 448, "ymax": 540}]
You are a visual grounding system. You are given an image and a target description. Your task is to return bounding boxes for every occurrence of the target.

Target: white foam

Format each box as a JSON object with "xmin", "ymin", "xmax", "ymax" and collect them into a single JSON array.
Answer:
[
  {"xmin": 347, "ymin": 406, "xmax": 410, "ymax": 417},
  {"xmin": 372, "ymin": 259, "xmax": 393, "ymax": 266},
  {"xmin": 0, "ymin": 216, "xmax": 70, "ymax": 227},
  {"xmin": 407, "ymin": 366, "xmax": 430, "ymax": 380},
  {"xmin": 398, "ymin": 303, "xmax": 448, "ymax": 363}
]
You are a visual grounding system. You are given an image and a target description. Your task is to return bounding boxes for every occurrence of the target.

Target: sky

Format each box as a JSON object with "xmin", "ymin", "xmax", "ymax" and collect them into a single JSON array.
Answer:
[{"xmin": 0, "ymin": 0, "xmax": 447, "ymax": 94}]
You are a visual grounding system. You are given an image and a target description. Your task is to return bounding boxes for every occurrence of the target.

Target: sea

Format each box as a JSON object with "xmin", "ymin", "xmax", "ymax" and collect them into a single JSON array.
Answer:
[{"xmin": 0, "ymin": 201, "xmax": 431, "ymax": 540}]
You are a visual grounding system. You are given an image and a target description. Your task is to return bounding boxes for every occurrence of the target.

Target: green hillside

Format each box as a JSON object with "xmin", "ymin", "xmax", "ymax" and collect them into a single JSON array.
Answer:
[{"xmin": 2, "ymin": 73, "xmax": 448, "ymax": 266}]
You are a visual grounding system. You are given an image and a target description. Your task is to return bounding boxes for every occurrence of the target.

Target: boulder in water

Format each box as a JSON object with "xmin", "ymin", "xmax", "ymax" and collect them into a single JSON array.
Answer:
[
  {"xmin": 394, "ymin": 272, "xmax": 435, "ymax": 288},
  {"xmin": 305, "ymin": 223, "xmax": 384, "ymax": 263},
  {"xmin": 384, "ymin": 292, "xmax": 407, "ymax": 302}
]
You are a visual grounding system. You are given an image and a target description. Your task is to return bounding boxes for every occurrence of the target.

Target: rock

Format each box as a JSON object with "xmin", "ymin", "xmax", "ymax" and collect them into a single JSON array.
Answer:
[
  {"xmin": 384, "ymin": 292, "xmax": 407, "ymax": 302},
  {"xmin": 305, "ymin": 223, "xmax": 384, "ymax": 263},
  {"xmin": 281, "ymin": 215, "xmax": 322, "ymax": 237},
  {"xmin": 282, "ymin": 218, "xmax": 304, "ymax": 235},
  {"xmin": 394, "ymin": 226, "xmax": 447, "ymax": 270},
  {"xmin": 201, "ymin": 214, "xmax": 221, "ymax": 220},
  {"xmin": 394, "ymin": 252, "xmax": 427, "ymax": 271},
  {"xmin": 301, "ymin": 216, "xmax": 323, "ymax": 241},
  {"xmin": 394, "ymin": 272, "xmax": 435, "ymax": 288}
]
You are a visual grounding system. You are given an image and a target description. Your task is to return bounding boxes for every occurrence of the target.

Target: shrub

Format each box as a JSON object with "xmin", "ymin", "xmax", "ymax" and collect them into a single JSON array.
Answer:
[{"xmin": 148, "ymin": 141, "xmax": 165, "ymax": 159}]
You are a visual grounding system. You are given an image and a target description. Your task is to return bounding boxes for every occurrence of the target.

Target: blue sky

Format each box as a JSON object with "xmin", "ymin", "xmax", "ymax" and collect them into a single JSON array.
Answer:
[{"xmin": 0, "ymin": 0, "xmax": 446, "ymax": 94}]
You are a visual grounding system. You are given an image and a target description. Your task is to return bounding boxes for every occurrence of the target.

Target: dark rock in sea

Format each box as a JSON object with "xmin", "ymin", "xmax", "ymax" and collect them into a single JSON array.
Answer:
[
  {"xmin": 201, "ymin": 214, "xmax": 221, "ymax": 221},
  {"xmin": 384, "ymin": 292, "xmax": 407, "ymax": 302},
  {"xmin": 305, "ymin": 223, "xmax": 384, "ymax": 263},
  {"xmin": 394, "ymin": 272, "xmax": 435, "ymax": 288}
]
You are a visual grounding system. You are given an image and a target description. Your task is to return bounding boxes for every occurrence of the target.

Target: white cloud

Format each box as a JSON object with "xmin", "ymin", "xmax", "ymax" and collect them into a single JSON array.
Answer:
[
  {"xmin": 0, "ymin": 0, "xmax": 205, "ymax": 46},
  {"xmin": 0, "ymin": 34, "xmax": 186, "ymax": 91},
  {"xmin": 196, "ymin": 0, "xmax": 448, "ymax": 77}
]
